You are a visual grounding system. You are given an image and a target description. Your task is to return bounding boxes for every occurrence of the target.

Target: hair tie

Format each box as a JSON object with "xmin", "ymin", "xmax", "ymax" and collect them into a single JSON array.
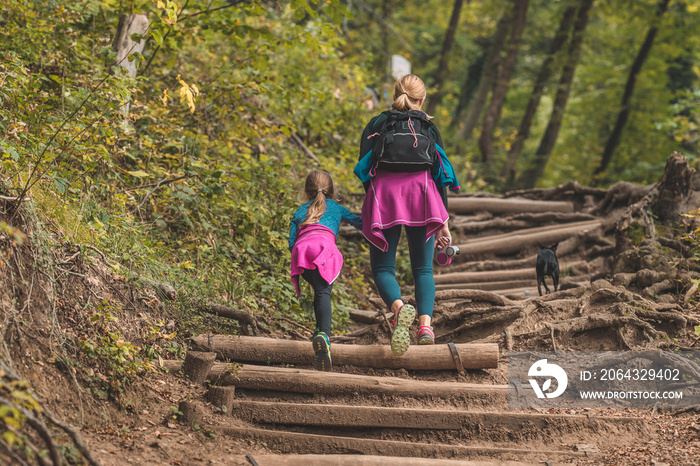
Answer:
[{"xmin": 401, "ymin": 92, "xmax": 409, "ymax": 98}]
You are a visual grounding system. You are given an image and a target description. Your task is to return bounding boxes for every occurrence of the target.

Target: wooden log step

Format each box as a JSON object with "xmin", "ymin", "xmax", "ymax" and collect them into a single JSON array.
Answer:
[
  {"xmin": 230, "ymin": 400, "xmax": 648, "ymax": 444},
  {"xmin": 461, "ymin": 219, "xmax": 602, "ymax": 244},
  {"xmin": 451, "ymin": 211, "xmax": 598, "ymax": 233},
  {"xmin": 162, "ymin": 361, "xmax": 508, "ymax": 399},
  {"xmin": 435, "ymin": 275, "xmax": 590, "ymax": 292},
  {"xmin": 435, "ymin": 268, "xmax": 536, "ymax": 285},
  {"xmin": 436, "ymin": 279, "xmax": 540, "ymax": 292},
  {"xmin": 448, "ymin": 197, "xmax": 574, "ymax": 215},
  {"xmin": 182, "ymin": 351, "xmax": 217, "ymax": 384},
  {"xmin": 454, "ymin": 220, "xmax": 602, "ymax": 259},
  {"xmin": 233, "ymin": 454, "xmax": 536, "ymax": 466},
  {"xmin": 190, "ymin": 335, "xmax": 498, "ymax": 370},
  {"xmin": 221, "ymin": 425, "xmax": 587, "ymax": 461},
  {"xmin": 434, "ymin": 261, "xmax": 589, "ymax": 285},
  {"xmin": 447, "ymin": 235, "xmax": 593, "ymax": 272}
]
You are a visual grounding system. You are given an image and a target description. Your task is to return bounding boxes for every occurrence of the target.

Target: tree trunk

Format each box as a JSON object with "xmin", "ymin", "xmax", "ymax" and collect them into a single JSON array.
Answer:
[
  {"xmin": 516, "ymin": 0, "xmax": 594, "ymax": 189},
  {"xmin": 478, "ymin": 0, "xmax": 530, "ymax": 163},
  {"xmin": 616, "ymin": 152, "xmax": 694, "ymax": 239},
  {"xmin": 502, "ymin": 4, "xmax": 577, "ymax": 181},
  {"xmin": 593, "ymin": 0, "xmax": 671, "ymax": 178},
  {"xmin": 382, "ymin": 0, "xmax": 393, "ymax": 82},
  {"xmin": 650, "ymin": 152, "xmax": 694, "ymax": 224},
  {"xmin": 457, "ymin": 10, "xmax": 512, "ymax": 143},
  {"xmin": 452, "ymin": 51, "xmax": 486, "ymax": 122},
  {"xmin": 112, "ymin": 14, "xmax": 149, "ymax": 115},
  {"xmin": 426, "ymin": 0, "xmax": 465, "ymax": 116}
]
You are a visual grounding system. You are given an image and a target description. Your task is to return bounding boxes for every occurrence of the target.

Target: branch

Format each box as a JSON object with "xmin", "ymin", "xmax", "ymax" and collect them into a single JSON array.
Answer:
[
  {"xmin": 353, "ymin": 0, "xmax": 420, "ymax": 56},
  {"xmin": 81, "ymin": 244, "xmax": 113, "ymax": 266},
  {"xmin": 290, "ymin": 133, "xmax": 320, "ymax": 163},
  {"xmin": 0, "ymin": 195, "xmax": 30, "ymax": 202},
  {"xmin": 125, "ymin": 174, "xmax": 190, "ymax": 192},
  {"xmin": 177, "ymin": 0, "xmax": 249, "ymax": 22},
  {"xmin": 129, "ymin": 175, "xmax": 192, "ymax": 214}
]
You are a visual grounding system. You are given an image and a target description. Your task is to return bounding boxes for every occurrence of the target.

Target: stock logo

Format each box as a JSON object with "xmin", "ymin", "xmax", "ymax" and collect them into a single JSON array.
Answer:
[{"xmin": 528, "ymin": 359, "xmax": 568, "ymax": 399}]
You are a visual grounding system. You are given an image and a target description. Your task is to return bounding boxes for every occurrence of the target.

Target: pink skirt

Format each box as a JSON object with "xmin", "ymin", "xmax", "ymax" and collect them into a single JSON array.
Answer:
[
  {"xmin": 290, "ymin": 224, "xmax": 343, "ymax": 296},
  {"xmin": 362, "ymin": 169, "xmax": 449, "ymax": 252}
]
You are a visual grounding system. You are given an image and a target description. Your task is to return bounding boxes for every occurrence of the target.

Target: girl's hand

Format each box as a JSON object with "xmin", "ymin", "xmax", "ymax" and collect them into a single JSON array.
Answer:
[{"xmin": 435, "ymin": 223, "xmax": 451, "ymax": 250}]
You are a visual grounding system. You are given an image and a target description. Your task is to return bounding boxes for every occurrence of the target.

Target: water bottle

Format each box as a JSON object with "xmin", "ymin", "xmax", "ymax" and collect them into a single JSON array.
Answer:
[{"xmin": 435, "ymin": 239, "xmax": 460, "ymax": 266}]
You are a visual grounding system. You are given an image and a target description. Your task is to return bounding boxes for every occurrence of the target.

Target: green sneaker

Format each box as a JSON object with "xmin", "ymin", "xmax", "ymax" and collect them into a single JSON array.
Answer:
[
  {"xmin": 312, "ymin": 330, "xmax": 332, "ymax": 372},
  {"xmin": 390, "ymin": 304, "xmax": 416, "ymax": 356}
]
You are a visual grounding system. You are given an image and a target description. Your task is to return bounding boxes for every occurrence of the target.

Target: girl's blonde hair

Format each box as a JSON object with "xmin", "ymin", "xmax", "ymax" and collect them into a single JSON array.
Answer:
[
  {"xmin": 391, "ymin": 74, "xmax": 430, "ymax": 117},
  {"xmin": 301, "ymin": 170, "xmax": 335, "ymax": 225}
]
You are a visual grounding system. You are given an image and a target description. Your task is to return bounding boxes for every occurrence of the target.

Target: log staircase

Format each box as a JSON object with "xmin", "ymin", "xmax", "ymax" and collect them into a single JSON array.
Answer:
[{"xmin": 166, "ymin": 189, "xmax": 650, "ymax": 464}]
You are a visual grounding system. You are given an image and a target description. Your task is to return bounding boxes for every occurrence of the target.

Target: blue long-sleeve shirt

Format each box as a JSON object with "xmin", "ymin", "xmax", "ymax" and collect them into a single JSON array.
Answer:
[{"xmin": 289, "ymin": 199, "xmax": 362, "ymax": 251}]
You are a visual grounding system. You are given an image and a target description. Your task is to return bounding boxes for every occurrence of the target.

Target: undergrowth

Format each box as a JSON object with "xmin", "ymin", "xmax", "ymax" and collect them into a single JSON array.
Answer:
[{"xmin": 0, "ymin": 1, "xmax": 372, "ymax": 462}]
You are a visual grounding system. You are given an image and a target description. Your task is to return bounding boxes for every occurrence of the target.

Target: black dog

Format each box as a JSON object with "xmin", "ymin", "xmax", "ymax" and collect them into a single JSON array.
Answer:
[{"xmin": 536, "ymin": 242, "xmax": 559, "ymax": 296}]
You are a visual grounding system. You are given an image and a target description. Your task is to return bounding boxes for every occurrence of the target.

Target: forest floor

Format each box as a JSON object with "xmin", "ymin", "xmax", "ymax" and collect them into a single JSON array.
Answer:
[{"xmin": 3, "ymin": 154, "xmax": 700, "ymax": 465}]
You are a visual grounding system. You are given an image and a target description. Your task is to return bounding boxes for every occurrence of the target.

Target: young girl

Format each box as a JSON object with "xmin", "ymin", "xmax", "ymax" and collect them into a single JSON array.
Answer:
[{"xmin": 289, "ymin": 170, "xmax": 362, "ymax": 371}]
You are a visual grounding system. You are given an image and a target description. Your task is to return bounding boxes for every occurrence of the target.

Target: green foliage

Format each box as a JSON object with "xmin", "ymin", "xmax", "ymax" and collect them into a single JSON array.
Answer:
[
  {"xmin": 0, "ymin": 367, "xmax": 44, "ymax": 459},
  {"xmin": 9, "ymin": 0, "xmax": 698, "ymax": 411},
  {"xmin": 79, "ymin": 336, "xmax": 148, "ymax": 399},
  {"xmin": 1, "ymin": 1, "xmax": 374, "ymax": 413},
  {"xmin": 341, "ymin": 0, "xmax": 700, "ymax": 188}
]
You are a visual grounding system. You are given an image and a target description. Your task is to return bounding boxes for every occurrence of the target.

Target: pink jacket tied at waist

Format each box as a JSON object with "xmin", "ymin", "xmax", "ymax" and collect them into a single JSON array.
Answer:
[
  {"xmin": 290, "ymin": 224, "xmax": 343, "ymax": 296},
  {"xmin": 362, "ymin": 169, "xmax": 449, "ymax": 252}
]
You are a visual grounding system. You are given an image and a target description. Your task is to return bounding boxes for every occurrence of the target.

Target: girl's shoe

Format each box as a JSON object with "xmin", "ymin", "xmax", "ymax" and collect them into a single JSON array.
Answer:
[
  {"xmin": 312, "ymin": 331, "xmax": 332, "ymax": 372},
  {"xmin": 417, "ymin": 325, "xmax": 435, "ymax": 345},
  {"xmin": 391, "ymin": 304, "xmax": 416, "ymax": 356}
]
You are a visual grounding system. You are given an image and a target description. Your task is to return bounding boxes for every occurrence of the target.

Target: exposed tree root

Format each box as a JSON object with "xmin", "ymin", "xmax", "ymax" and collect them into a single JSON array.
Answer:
[
  {"xmin": 548, "ymin": 313, "xmax": 668, "ymax": 343},
  {"xmin": 437, "ymin": 308, "xmax": 522, "ymax": 341},
  {"xmin": 433, "ymin": 305, "xmax": 514, "ymax": 326},
  {"xmin": 434, "ymin": 289, "xmax": 513, "ymax": 306}
]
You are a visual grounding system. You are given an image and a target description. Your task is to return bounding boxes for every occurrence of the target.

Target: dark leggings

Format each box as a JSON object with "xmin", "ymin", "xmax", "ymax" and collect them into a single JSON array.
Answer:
[
  {"xmin": 370, "ymin": 225, "xmax": 436, "ymax": 318},
  {"xmin": 301, "ymin": 268, "xmax": 333, "ymax": 336}
]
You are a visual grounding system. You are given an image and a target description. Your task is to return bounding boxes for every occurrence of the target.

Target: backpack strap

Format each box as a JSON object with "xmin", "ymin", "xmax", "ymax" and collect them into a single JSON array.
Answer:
[{"xmin": 370, "ymin": 111, "xmax": 391, "ymax": 131}]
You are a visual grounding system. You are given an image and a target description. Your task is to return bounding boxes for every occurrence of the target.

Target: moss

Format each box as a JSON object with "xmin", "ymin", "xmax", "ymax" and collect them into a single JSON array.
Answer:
[{"xmin": 625, "ymin": 223, "xmax": 649, "ymax": 247}]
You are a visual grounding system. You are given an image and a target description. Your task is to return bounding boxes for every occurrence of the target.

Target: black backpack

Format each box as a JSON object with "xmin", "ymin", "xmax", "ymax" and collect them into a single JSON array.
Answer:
[{"xmin": 369, "ymin": 110, "xmax": 438, "ymax": 172}]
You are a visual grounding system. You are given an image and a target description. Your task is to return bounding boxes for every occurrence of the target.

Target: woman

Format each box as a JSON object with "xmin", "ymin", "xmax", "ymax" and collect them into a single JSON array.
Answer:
[{"xmin": 356, "ymin": 74, "xmax": 460, "ymax": 356}]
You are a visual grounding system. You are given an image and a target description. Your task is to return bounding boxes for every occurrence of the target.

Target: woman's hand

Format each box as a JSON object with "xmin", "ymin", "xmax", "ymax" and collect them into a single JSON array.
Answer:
[{"xmin": 435, "ymin": 223, "xmax": 451, "ymax": 250}]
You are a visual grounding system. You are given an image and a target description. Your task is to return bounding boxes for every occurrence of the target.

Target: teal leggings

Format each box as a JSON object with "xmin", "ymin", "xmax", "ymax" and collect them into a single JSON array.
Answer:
[{"xmin": 370, "ymin": 225, "xmax": 436, "ymax": 318}]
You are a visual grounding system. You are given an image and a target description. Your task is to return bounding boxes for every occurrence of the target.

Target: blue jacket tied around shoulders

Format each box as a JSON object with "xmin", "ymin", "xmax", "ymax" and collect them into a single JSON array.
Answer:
[{"xmin": 354, "ymin": 143, "xmax": 461, "ymax": 192}]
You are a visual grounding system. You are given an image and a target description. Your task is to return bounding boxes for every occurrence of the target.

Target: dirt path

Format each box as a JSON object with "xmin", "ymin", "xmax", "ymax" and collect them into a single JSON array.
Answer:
[
  {"xmin": 12, "ymin": 159, "xmax": 693, "ymax": 465},
  {"xmin": 93, "ymin": 178, "xmax": 698, "ymax": 465}
]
